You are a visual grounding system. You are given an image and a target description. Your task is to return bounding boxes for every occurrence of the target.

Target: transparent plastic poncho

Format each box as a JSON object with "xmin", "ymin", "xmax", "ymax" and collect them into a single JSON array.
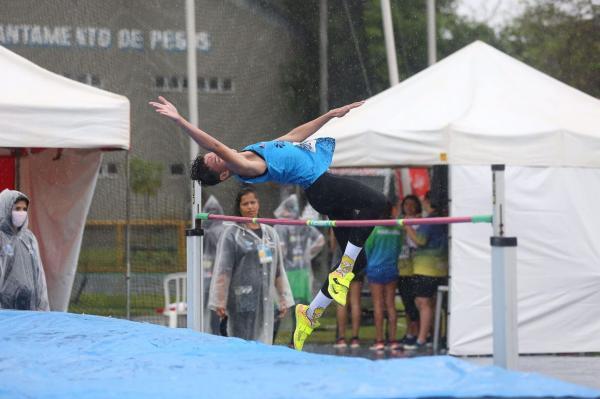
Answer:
[
  {"xmin": 208, "ymin": 222, "xmax": 294, "ymax": 344},
  {"xmin": 274, "ymin": 194, "xmax": 325, "ymax": 270},
  {"xmin": 0, "ymin": 189, "xmax": 49, "ymax": 311}
]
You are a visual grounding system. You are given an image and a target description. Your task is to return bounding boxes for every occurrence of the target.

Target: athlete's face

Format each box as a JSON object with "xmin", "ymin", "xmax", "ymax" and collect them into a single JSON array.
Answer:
[
  {"xmin": 203, "ymin": 152, "xmax": 228, "ymax": 174},
  {"xmin": 239, "ymin": 192, "xmax": 259, "ymax": 218}
]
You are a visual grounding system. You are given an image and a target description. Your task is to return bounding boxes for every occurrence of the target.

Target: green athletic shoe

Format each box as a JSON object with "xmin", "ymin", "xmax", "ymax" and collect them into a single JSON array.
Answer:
[
  {"xmin": 293, "ymin": 304, "xmax": 320, "ymax": 351},
  {"xmin": 327, "ymin": 270, "xmax": 355, "ymax": 306}
]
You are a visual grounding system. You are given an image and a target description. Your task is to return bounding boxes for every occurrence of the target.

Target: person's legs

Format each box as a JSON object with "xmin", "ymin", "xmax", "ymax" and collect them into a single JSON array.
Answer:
[
  {"xmin": 384, "ymin": 280, "xmax": 398, "ymax": 345},
  {"xmin": 369, "ymin": 282, "xmax": 385, "ymax": 344},
  {"xmin": 398, "ymin": 276, "xmax": 420, "ymax": 340},
  {"xmin": 294, "ymin": 173, "xmax": 386, "ymax": 351},
  {"xmin": 349, "ymin": 280, "xmax": 362, "ymax": 344},
  {"xmin": 415, "ymin": 296, "xmax": 434, "ymax": 344},
  {"xmin": 306, "ymin": 173, "xmax": 386, "ymax": 306},
  {"xmin": 407, "ymin": 275, "xmax": 439, "ymax": 349}
]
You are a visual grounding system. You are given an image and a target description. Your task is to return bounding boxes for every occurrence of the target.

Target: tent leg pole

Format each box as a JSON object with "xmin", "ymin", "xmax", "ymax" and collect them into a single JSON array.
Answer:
[
  {"xmin": 491, "ymin": 236, "xmax": 518, "ymax": 369},
  {"xmin": 491, "ymin": 164, "xmax": 518, "ymax": 369}
]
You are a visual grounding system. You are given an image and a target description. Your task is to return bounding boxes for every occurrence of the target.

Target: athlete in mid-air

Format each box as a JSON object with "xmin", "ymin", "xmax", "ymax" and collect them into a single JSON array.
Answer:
[{"xmin": 150, "ymin": 96, "xmax": 387, "ymax": 350}]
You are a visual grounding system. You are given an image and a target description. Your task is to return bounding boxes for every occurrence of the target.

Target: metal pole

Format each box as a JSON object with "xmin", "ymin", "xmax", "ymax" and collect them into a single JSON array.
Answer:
[
  {"xmin": 125, "ymin": 152, "xmax": 131, "ymax": 320},
  {"xmin": 186, "ymin": 224, "xmax": 203, "ymax": 331},
  {"xmin": 492, "ymin": 165, "xmax": 505, "ymax": 236},
  {"xmin": 433, "ymin": 285, "xmax": 448, "ymax": 353},
  {"xmin": 186, "ymin": 0, "xmax": 203, "ymax": 332},
  {"xmin": 380, "ymin": 0, "xmax": 400, "ymax": 86},
  {"xmin": 319, "ymin": 0, "xmax": 328, "ymax": 114},
  {"xmin": 426, "ymin": 0, "xmax": 437, "ymax": 65},
  {"xmin": 490, "ymin": 164, "xmax": 518, "ymax": 369}
]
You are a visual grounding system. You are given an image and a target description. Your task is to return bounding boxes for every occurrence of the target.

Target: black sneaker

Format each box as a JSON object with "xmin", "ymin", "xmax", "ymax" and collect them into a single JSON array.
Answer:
[
  {"xmin": 404, "ymin": 338, "xmax": 424, "ymax": 351},
  {"xmin": 426, "ymin": 335, "xmax": 433, "ymax": 348},
  {"xmin": 401, "ymin": 336, "xmax": 417, "ymax": 349}
]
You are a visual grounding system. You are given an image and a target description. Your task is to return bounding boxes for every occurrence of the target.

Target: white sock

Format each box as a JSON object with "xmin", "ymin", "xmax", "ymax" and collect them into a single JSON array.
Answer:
[
  {"xmin": 335, "ymin": 242, "xmax": 362, "ymax": 275},
  {"xmin": 307, "ymin": 291, "xmax": 332, "ymax": 321}
]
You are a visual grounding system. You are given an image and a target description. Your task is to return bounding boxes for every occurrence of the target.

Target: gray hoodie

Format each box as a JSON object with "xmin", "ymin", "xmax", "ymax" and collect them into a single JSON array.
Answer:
[{"xmin": 0, "ymin": 189, "xmax": 49, "ymax": 311}]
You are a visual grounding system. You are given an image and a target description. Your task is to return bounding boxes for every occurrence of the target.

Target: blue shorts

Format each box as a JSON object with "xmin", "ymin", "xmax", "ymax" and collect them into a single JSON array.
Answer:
[{"xmin": 366, "ymin": 264, "xmax": 398, "ymax": 284}]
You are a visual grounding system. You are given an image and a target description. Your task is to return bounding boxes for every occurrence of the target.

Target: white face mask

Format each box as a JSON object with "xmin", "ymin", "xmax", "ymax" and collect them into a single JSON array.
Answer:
[{"xmin": 12, "ymin": 210, "xmax": 27, "ymax": 228}]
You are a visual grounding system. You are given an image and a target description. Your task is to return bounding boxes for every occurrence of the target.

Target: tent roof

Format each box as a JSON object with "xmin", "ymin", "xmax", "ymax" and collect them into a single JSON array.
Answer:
[
  {"xmin": 315, "ymin": 41, "xmax": 600, "ymax": 168},
  {"xmin": 0, "ymin": 45, "xmax": 130, "ymax": 150}
]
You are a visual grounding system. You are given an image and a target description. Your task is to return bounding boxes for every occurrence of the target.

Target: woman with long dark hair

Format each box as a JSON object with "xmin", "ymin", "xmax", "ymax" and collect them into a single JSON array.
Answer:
[{"xmin": 207, "ymin": 186, "xmax": 294, "ymax": 344}]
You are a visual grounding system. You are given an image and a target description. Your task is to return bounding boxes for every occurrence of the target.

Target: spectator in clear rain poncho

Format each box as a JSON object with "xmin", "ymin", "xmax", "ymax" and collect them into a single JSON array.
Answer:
[
  {"xmin": 208, "ymin": 186, "xmax": 294, "ymax": 344},
  {"xmin": 0, "ymin": 189, "xmax": 49, "ymax": 311},
  {"xmin": 201, "ymin": 195, "xmax": 226, "ymax": 334}
]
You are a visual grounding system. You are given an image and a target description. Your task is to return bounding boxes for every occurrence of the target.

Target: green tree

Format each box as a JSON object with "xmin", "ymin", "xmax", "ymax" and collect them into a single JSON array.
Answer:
[
  {"xmin": 363, "ymin": 0, "xmax": 498, "ymax": 92},
  {"xmin": 129, "ymin": 157, "xmax": 164, "ymax": 211},
  {"xmin": 273, "ymin": 0, "xmax": 498, "ymax": 117},
  {"xmin": 499, "ymin": 0, "xmax": 599, "ymax": 97}
]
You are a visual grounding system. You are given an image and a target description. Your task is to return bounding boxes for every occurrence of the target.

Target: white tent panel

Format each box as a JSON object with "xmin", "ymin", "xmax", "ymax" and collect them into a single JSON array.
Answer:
[
  {"xmin": 0, "ymin": 45, "xmax": 129, "ymax": 149},
  {"xmin": 20, "ymin": 149, "xmax": 102, "ymax": 311},
  {"xmin": 450, "ymin": 165, "xmax": 600, "ymax": 355},
  {"xmin": 316, "ymin": 41, "xmax": 600, "ymax": 168}
]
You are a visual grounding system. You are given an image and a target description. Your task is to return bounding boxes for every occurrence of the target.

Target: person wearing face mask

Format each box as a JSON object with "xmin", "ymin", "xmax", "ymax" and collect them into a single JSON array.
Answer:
[
  {"xmin": 207, "ymin": 185, "xmax": 294, "ymax": 344},
  {"xmin": 0, "ymin": 189, "xmax": 49, "ymax": 311}
]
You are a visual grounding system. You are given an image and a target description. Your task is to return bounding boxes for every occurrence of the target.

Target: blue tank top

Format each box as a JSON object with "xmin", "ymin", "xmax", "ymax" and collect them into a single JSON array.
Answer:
[{"xmin": 236, "ymin": 137, "xmax": 335, "ymax": 189}]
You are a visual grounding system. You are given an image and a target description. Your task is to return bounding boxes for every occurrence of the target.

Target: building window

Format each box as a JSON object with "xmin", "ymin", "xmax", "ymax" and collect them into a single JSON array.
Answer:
[
  {"xmin": 99, "ymin": 162, "xmax": 118, "ymax": 178},
  {"xmin": 64, "ymin": 72, "xmax": 103, "ymax": 88},
  {"xmin": 170, "ymin": 163, "xmax": 185, "ymax": 176},
  {"xmin": 155, "ymin": 76, "xmax": 166, "ymax": 89},
  {"xmin": 222, "ymin": 78, "xmax": 233, "ymax": 92},
  {"xmin": 168, "ymin": 76, "xmax": 180, "ymax": 90},
  {"xmin": 197, "ymin": 77, "xmax": 206, "ymax": 92},
  {"xmin": 209, "ymin": 77, "xmax": 219, "ymax": 91}
]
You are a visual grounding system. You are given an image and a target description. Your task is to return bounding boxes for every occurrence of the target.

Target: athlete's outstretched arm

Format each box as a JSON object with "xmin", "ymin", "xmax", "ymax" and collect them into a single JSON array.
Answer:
[
  {"xmin": 276, "ymin": 101, "xmax": 364, "ymax": 143},
  {"xmin": 149, "ymin": 96, "xmax": 260, "ymax": 176}
]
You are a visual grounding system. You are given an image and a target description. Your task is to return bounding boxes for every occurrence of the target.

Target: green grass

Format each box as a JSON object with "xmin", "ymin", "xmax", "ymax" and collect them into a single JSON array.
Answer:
[
  {"xmin": 69, "ymin": 293, "xmax": 163, "ymax": 317},
  {"xmin": 77, "ymin": 248, "xmax": 183, "ymax": 273}
]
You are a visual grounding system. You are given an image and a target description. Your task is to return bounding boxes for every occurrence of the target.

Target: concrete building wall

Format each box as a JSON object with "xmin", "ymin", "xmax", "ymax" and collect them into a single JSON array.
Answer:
[{"xmin": 0, "ymin": 0, "xmax": 300, "ymax": 220}]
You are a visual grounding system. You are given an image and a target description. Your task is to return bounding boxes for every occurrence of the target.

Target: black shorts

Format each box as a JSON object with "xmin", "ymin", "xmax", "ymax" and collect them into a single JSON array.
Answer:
[{"xmin": 412, "ymin": 275, "xmax": 447, "ymax": 298}]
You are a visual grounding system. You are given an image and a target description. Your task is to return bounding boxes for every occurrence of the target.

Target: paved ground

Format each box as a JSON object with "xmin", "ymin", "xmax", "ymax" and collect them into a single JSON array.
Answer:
[{"xmin": 302, "ymin": 344, "xmax": 600, "ymax": 391}]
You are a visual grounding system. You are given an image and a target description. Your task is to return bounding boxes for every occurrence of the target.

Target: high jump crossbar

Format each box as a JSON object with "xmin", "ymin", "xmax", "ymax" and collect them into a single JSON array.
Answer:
[
  {"xmin": 195, "ymin": 213, "xmax": 492, "ymax": 227},
  {"xmin": 188, "ymin": 165, "xmax": 517, "ymax": 370}
]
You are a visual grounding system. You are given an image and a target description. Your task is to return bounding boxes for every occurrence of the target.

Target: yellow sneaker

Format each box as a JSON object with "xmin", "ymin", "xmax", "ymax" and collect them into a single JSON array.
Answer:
[
  {"xmin": 293, "ymin": 304, "xmax": 320, "ymax": 351},
  {"xmin": 327, "ymin": 270, "xmax": 355, "ymax": 306}
]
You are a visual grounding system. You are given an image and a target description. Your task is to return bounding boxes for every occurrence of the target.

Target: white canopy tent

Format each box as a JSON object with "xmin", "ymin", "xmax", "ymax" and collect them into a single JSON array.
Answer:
[
  {"xmin": 0, "ymin": 45, "xmax": 130, "ymax": 311},
  {"xmin": 315, "ymin": 41, "xmax": 600, "ymax": 354}
]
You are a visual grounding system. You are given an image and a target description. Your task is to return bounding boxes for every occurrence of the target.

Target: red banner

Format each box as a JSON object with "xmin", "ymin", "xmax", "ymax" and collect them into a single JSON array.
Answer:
[
  {"xmin": 0, "ymin": 156, "xmax": 16, "ymax": 190},
  {"xmin": 409, "ymin": 168, "xmax": 430, "ymax": 198}
]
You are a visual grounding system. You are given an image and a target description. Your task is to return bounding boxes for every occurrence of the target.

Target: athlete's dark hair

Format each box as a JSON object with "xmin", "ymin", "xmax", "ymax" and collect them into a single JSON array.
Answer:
[
  {"xmin": 234, "ymin": 185, "xmax": 258, "ymax": 216},
  {"xmin": 190, "ymin": 154, "xmax": 221, "ymax": 186}
]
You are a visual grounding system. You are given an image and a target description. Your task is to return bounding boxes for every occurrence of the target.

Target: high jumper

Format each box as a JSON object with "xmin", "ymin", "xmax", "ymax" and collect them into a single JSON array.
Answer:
[{"xmin": 149, "ymin": 96, "xmax": 387, "ymax": 351}]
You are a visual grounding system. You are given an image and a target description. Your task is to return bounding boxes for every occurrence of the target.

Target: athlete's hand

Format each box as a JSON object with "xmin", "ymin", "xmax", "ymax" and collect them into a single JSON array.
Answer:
[
  {"xmin": 328, "ymin": 101, "xmax": 365, "ymax": 118},
  {"xmin": 149, "ymin": 96, "xmax": 181, "ymax": 122}
]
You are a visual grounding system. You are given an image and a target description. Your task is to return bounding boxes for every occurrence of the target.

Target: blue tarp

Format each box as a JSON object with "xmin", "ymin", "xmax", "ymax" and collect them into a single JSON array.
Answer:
[{"xmin": 0, "ymin": 310, "xmax": 598, "ymax": 399}]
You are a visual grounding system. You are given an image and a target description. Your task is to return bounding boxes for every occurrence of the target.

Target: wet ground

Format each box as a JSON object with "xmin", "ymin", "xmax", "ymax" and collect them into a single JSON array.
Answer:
[{"xmin": 302, "ymin": 344, "xmax": 600, "ymax": 391}]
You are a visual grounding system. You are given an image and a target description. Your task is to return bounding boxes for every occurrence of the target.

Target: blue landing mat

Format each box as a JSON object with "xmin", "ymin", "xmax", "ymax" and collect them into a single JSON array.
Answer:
[{"xmin": 0, "ymin": 310, "xmax": 598, "ymax": 399}]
